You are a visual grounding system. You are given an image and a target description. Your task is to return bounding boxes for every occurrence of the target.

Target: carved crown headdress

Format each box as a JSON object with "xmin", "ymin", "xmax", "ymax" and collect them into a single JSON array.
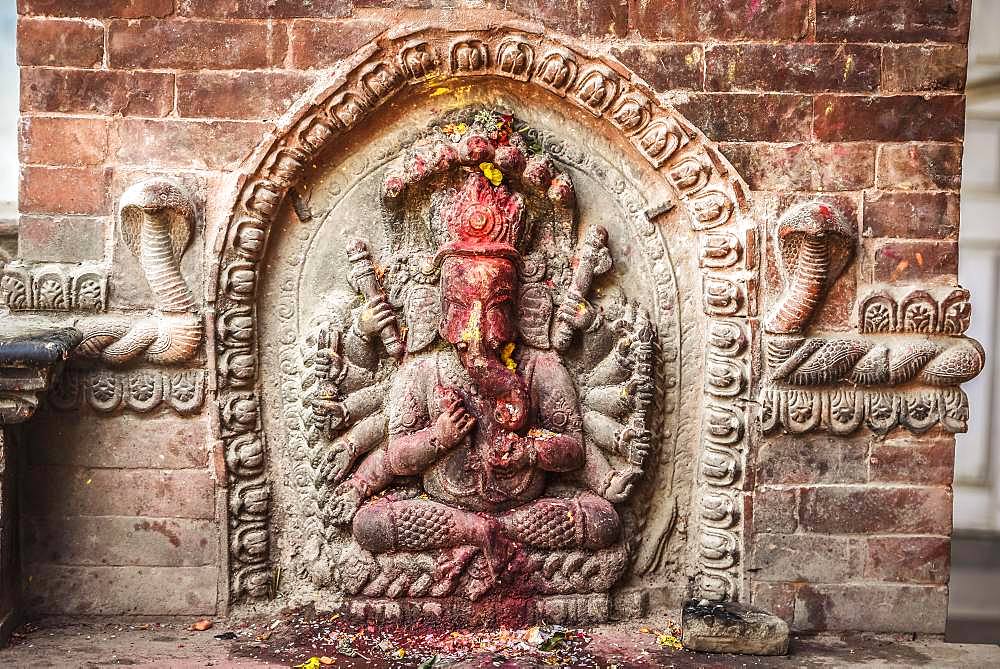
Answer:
[{"xmin": 435, "ymin": 173, "xmax": 526, "ymax": 265}]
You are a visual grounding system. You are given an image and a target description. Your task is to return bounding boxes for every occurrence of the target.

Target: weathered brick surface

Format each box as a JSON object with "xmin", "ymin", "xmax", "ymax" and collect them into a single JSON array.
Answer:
[
  {"xmin": 18, "ymin": 0, "xmax": 175, "ymax": 18},
  {"xmin": 814, "ymin": 95, "xmax": 965, "ymax": 142},
  {"xmin": 869, "ymin": 436, "xmax": 955, "ymax": 485},
  {"xmin": 18, "ymin": 215, "xmax": 107, "ymax": 262},
  {"xmin": 19, "ymin": 166, "xmax": 110, "ymax": 216},
  {"xmin": 23, "ymin": 516, "xmax": 216, "ymax": 567},
  {"xmin": 706, "ymin": 45, "xmax": 879, "ymax": 93},
  {"xmin": 794, "ymin": 583, "xmax": 948, "ymax": 633},
  {"xmin": 29, "ymin": 413, "xmax": 209, "ymax": 469},
  {"xmin": 610, "ymin": 44, "xmax": 703, "ymax": 91},
  {"xmin": 112, "ymin": 120, "xmax": 268, "ymax": 170},
  {"xmin": 863, "ymin": 191, "xmax": 960, "ymax": 240},
  {"xmin": 178, "ymin": 0, "xmax": 352, "ymax": 18},
  {"xmin": 23, "ymin": 564, "xmax": 217, "ymax": 615},
  {"xmin": 177, "ymin": 71, "xmax": 314, "ymax": 120},
  {"xmin": 750, "ymin": 534, "xmax": 863, "ymax": 583},
  {"xmin": 675, "ymin": 94, "xmax": 812, "ymax": 142},
  {"xmin": 21, "ymin": 68, "xmax": 174, "ymax": 117},
  {"xmin": 24, "ymin": 467, "xmax": 215, "ymax": 519},
  {"xmin": 871, "ymin": 240, "xmax": 959, "ymax": 283},
  {"xmin": 816, "ymin": 0, "xmax": 972, "ymax": 43},
  {"xmin": 865, "ymin": 537, "xmax": 950, "ymax": 584},
  {"xmin": 750, "ymin": 582, "xmax": 796, "ymax": 624},
  {"xmin": 721, "ymin": 143, "xmax": 875, "ymax": 192},
  {"xmin": 633, "ymin": 0, "xmax": 811, "ymax": 41},
  {"xmin": 876, "ymin": 143, "xmax": 963, "ymax": 190},
  {"xmin": 750, "ymin": 487, "xmax": 798, "ymax": 535},
  {"xmin": 756, "ymin": 435, "xmax": 868, "ymax": 484},
  {"xmin": 502, "ymin": 0, "xmax": 629, "ymax": 37},
  {"xmin": 882, "ymin": 44, "xmax": 968, "ymax": 92},
  {"xmin": 109, "ymin": 19, "xmax": 289, "ymax": 70},
  {"xmin": 799, "ymin": 486, "xmax": 952, "ymax": 535},
  {"xmin": 17, "ymin": 18, "xmax": 104, "ymax": 68},
  {"xmin": 20, "ymin": 117, "xmax": 109, "ymax": 167},
  {"xmin": 290, "ymin": 18, "xmax": 386, "ymax": 69}
]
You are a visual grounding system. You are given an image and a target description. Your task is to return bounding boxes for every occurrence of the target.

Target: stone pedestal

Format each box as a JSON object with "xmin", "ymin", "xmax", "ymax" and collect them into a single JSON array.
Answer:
[{"xmin": 681, "ymin": 599, "xmax": 790, "ymax": 656}]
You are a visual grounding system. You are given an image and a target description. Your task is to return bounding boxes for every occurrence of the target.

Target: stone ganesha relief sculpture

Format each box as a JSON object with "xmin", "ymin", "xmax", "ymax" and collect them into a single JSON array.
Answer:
[{"xmin": 297, "ymin": 112, "xmax": 658, "ymax": 603}]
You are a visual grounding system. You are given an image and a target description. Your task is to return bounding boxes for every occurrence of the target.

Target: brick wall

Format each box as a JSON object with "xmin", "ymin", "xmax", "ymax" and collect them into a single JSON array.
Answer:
[{"xmin": 16, "ymin": 1, "xmax": 970, "ymax": 628}]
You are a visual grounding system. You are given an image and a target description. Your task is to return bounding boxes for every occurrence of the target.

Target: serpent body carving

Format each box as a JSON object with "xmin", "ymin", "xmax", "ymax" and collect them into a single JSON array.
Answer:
[{"xmin": 77, "ymin": 178, "xmax": 202, "ymax": 365}]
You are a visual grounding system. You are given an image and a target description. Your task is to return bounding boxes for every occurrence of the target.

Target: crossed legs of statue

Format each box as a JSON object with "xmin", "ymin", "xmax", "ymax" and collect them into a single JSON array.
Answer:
[{"xmin": 352, "ymin": 492, "xmax": 621, "ymax": 557}]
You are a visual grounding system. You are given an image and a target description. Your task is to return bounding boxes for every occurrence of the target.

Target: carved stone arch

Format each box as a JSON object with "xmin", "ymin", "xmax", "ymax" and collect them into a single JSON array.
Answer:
[{"xmin": 209, "ymin": 22, "xmax": 757, "ymax": 615}]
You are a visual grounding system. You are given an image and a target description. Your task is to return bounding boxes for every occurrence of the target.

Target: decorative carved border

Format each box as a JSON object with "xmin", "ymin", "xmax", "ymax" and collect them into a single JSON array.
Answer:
[
  {"xmin": 859, "ymin": 286, "xmax": 971, "ymax": 335},
  {"xmin": 1, "ymin": 261, "xmax": 108, "ymax": 312},
  {"xmin": 210, "ymin": 23, "xmax": 753, "ymax": 605},
  {"xmin": 47, "ymin": 369, "xmax": 206, "ymax": 415}
]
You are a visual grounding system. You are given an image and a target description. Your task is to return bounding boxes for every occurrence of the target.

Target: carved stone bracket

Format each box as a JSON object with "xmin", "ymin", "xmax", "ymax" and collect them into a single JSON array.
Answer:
[{"xmin": 0, "ymin": 322, "xmax": 82, "ymax": 424}]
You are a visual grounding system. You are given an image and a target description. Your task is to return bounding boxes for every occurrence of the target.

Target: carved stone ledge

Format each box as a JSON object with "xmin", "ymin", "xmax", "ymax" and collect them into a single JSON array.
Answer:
[
  {"xmin": 0, "ymin": 319, "xmax": 82, "ymax": 424},
  {"xmin": 681, "ymin": 599, "xmax": 789, "ymax": 656}
]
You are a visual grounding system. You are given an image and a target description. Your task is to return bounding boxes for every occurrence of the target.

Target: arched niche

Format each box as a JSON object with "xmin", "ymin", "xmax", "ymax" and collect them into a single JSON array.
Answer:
[{"xmin": 210, "ymin": 23, "xmax": 756, "ymax": 622}]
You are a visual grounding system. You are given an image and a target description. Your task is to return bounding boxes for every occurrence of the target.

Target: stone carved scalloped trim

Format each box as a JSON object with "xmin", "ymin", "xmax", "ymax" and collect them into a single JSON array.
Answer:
[
  {"xmin": 209, "ymin": 23, "xmax": 754, "ymax": 605},
  {"xmin": 859, "ymin": 286, "xmax": 971, "ymax": 335},
  {"xmin": 47, "ymin": 368, "xmax": 206, "ymax": 415},
  {"xmin": 760, "ymin": 334, "xmax": 983, "ymax": 435},
  {"xmin": 0, "ymin": 261, "xmax": 108, "ymax": 312}
]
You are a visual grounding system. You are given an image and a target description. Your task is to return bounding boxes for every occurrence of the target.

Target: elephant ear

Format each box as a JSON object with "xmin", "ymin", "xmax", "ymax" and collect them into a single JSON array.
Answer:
[
  {"xmin": 406, "ymin": 285, "xmax": 440, "ymax": 352},
  {"xmin": 518, "ymin": 284, "xmax": 552, "ymax": 349}
]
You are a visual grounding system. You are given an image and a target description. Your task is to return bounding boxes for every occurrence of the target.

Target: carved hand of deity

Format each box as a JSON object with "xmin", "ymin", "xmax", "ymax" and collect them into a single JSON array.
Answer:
[
  {"xmin": 487, "ymin": 430, "xmax": 534, "ymax": 473},
  {"xmin": 324, "ymin": 480, "xmax": 364, "ymax": 526},
  {"xmin": 313, "ymin": 438, "xmax": 359, "ymax": 486},
  {"xmin": 354, "ymin": 296, "xmax": 398, "ymax": 339},
  {"xmin": 603, "ymin": 466, "xmax": 643, "ymax": 504},
  {"xmin": 556, "ymin": 291, "xmax": 599, "ymax": 333},
  {"xmin": 433, "ymin": 387, "xmax": 476, "ymax": 450}
]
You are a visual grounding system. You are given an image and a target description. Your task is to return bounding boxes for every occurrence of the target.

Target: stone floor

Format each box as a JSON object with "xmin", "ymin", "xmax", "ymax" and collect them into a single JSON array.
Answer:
[{"xmin": 1, "ymin": 616, "xmax": 999, "ymax": 668}]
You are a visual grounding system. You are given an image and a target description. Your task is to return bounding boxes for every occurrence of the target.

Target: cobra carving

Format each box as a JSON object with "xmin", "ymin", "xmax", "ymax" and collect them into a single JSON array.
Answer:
[{"xmin": 76, "ymin": 178, "xmax": 202, "ymax": 365}]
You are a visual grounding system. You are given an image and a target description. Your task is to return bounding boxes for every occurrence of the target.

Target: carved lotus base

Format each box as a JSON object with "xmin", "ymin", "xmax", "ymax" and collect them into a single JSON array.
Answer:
[{"xmin": 334, "ymin": 541, "xmax": 628, "ymax": 605}]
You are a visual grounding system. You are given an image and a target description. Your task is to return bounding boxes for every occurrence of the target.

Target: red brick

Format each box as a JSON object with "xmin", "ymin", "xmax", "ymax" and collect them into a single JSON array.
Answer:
[
  {"xmin": 290, "ymin": 19, "xmax": 386, "ymax": 70},
  {"xmin": 864, "ymin": 191, "xmax": 960, "ymax": 240},
  {"xmin": 17, "ymin": 18, "xmax": 104, "ymax": 68},
  {"xmin": 794, "ymin": 583, "xmax": 947, "ymax": 633},
  {"xmin": 177, "ymin": 71, "xmax": 313, "ymax": 120},
  {"xmin": 23, "ymin": 516, "xmax": 216, "ymax": 567},
  {"xmin": 816, "ymin": 0, "xmax": 972, "ymax": 44},
  {"xmin": 869, "ymin": 437, "xmax": 955, "ymax": 485},
  {"xmin": 882, "ymin": 45, "xmax": 967, "ymax": 92},
  {"xmin": 491, "ymin": 0, "xmax": 629, "ymax": 37},
  {"xmin": 23, "ymin": 564, "xmax": 217, "ymax": 615},
  {"xmin": 757, "ymin": 435, "xmax": 868, "ymax": 484},
  {"xmin": 876, "ymin": 143, "xmax": 963, "ymax": 190},
  {"xmin": 634, "ymin": 0, "xmax": 811, "ymax": 41},
  {"xmin": 799, "ymin": 486, "xmax": 951, "ymax": 535},
  {"xmin": 108, "ymin": 19, "xmax": 288, "ymax": 70},
  {"xmin": 20, "ymin": 68, "xmax": 174, "ymax": 117},
  {"xmin": 721, "ymin": 142, "xmax": 875, "ymax": 191},
  {"xmin": 751, "ymin": 487, "xmax": 798, "ymax": 534},
  {"xmin": 179, "ymin": 0, "xmax": 352, "ymax": 18},
  {"xmin": 674, "ymin": 94, "xmax": 812, "ymax": 142},
  {"xmin": 871, "ymin": 240, "xmax": 958, "ymax": 282},
  {"xmin": 706, "ymin": 45, "xmax": 879, "ymax": 93},
  {"xmin": 750, "ymin": 534, "xmax": 863, "ymax": 583},
  {"xmin": 18, "ymin": 215, "xmax": 107, "ymax": 262},
  {"xmin": 750, "ymin": 582, "xmax": 796, "ymax": 624},
  {"xmin": 609, "ymin": 44, "xmax": 703, "ymax": 91},
  {"xmin": 24, "ymin": 467, "xmax": 215, "ymax": 519},
  {"xmin": 19, "ymin": 166, "xmax": 110, "ymax": 216},
  {"xmin": 815, "ymin": 95, "xmax": 965, "ymax": 142},
  {"xmin": 17, "ymin": 0, "xmax": 174, "ymax": 18},
  {"xmin": 20, "ymin": 117, "xmax": 109, "ymax": 167},
  {"xmin": 865, "ymin": 537, "xmax": 950, "ymax": 584},
  {"xmin": 112, "ymin": 119, "xmax": 268, "ymax": 170}
]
